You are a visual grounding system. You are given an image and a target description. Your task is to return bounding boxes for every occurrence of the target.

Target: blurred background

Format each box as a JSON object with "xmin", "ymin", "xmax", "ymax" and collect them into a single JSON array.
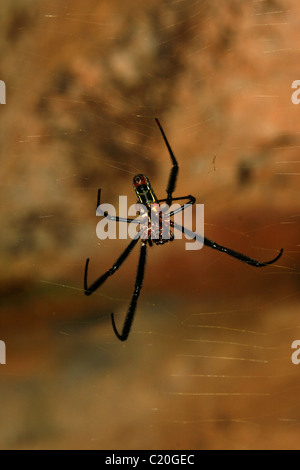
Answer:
[{"xmin": 0, "ymin": 0, "xmax": 299, "ymax": 450}]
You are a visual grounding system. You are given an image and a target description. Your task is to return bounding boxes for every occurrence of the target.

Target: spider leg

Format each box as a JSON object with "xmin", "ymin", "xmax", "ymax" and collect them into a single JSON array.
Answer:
[
  {"xmin": 111, "ymin": 242, "xmax": 147, "ymax": 341},
  {"xmin": 157, "ymin": 195, "xmax": 196, "ymax": 216},
  {"xmin": 203, "ymin": 238, "xmax": 284, "ymax": 267},
  {"xmin": 84, "ymin": 234, "xmax": 140, "ymax": 296},
  {"xmin": 100, "ymin": 212, "xmax": 140, "ymax": 224},
  {"xmin": 155, "ymin": 118, "xmax": 179, "ymax": 206},
  {"xmin": 97, "ymin": 188, "xmax": 101, "ymax": 209},
  {"xmin": 172, "ymin": 222, "xmax": 283, "ymax": 267}
]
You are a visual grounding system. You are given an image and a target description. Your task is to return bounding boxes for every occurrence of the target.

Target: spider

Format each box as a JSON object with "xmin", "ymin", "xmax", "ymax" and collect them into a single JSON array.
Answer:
[{"xmin": 84, "ymin": 118, "xmax": 283, "ymax": 341}]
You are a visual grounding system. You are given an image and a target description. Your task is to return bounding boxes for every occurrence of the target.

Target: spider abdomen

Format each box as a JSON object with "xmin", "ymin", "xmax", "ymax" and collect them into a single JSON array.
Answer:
[{"xmin": 138, "ymin": 207, "xmax": 174, "ymax": 245}]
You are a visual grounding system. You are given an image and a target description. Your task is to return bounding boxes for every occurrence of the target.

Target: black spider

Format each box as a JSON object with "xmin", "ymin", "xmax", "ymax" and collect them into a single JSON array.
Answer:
[{"xmin": 84, "ymin": 119, "xmax": 283, "ymax": 341}]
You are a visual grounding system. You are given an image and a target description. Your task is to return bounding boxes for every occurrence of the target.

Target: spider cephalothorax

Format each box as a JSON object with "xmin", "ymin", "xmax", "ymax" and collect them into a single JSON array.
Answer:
[
  {"xmin": 84, "ymin": 119, "xmax": 283, "ymax": 341},
  {"xmin": 132, "ymin": 174, "xmax": 158, "ymax": 205}
]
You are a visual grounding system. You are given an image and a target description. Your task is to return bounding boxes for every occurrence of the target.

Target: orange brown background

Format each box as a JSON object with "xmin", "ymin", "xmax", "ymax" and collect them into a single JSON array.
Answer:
[{"xmin": 0, "ymin": 0, "xmax": 299, "ymax": 449}]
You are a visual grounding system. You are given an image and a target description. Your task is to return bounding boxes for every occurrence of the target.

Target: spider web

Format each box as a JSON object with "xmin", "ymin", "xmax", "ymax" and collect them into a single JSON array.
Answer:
[{"xmin": 0, "ymin": 0, "xmax": 299, "ymax": 450}]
